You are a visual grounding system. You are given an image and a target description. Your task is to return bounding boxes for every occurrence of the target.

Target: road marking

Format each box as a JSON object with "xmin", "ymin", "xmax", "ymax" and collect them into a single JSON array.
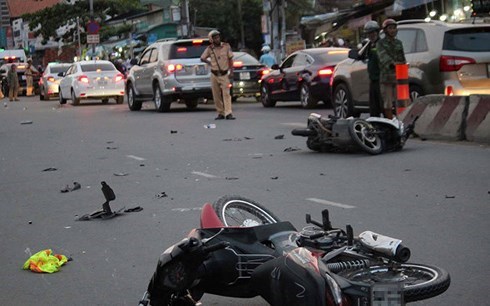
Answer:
[
  {"xmin": 126, "ymin": 155, "xmax": 146, "ymax": 161},
  {"xmin": 306, "ymin": 198, "xmax": 356, "ymax": 209},
  {"xmin": 282, "ymin": 122, "xmax": 306, "ymax": 127},
  {"xmin": 192, "ymin": 171, "xmax": 218, "ymax": 178}
]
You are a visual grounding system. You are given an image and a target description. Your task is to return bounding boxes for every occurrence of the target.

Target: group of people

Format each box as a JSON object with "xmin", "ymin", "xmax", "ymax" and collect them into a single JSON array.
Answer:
[
  {"xmin": 200, "ymin": 20, "xmax": 405, "ymax": 121},
  {"xmin": 3, "ymin": 59, "xmax": 38, "ymax": 102}
]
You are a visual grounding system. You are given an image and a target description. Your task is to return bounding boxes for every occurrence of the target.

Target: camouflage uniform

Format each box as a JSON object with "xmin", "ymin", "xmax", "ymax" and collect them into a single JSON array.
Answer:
[{"xmin": 376, "ymin": 36, "xmax": 405, "ymax": 114}]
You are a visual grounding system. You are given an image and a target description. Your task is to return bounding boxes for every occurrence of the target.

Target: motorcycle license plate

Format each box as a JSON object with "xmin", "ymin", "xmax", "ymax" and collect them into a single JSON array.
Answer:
[
  {"xmin": 371, "ymin": 283, "xmax": 403, "ymax": 306},
  {"xmin": 239, "ymin": 72, "xmax": 250, "ymax": 80}
]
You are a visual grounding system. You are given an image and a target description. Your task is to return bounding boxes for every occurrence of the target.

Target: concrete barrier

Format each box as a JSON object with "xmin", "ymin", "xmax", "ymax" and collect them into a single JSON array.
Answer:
[{"xmin": 399, "ymin": 94, "xmax": 490, "ymax": 144}]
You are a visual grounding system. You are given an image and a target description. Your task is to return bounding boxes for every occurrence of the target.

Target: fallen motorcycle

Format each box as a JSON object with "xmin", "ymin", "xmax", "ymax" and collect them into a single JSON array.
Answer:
[
  {"xmin": 139, "ymin": 195, "xmax": 450, "ymax": 306},
  {"xmin": 291, "ymin": 113, "xmax": 418, "ymax": 155}
]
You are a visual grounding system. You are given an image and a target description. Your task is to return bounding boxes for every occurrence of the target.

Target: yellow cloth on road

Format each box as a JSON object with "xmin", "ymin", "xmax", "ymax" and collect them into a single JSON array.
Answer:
[{"xmin": 23, "ymin": 249, "xmax": 68, "ymax": 273}]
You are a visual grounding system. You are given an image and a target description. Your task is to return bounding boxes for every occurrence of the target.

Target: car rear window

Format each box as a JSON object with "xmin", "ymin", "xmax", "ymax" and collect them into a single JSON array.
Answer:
[
  {"xmin": 50, "ymin": 66, "xmax": 70, "ymax": 73},
  {"xmin": 81, "ymin": 63, "xmax": 116, "ymax": 72},
  {"xmin": 234, "ymin": 53, "xmax": 260, "ymax": 65},
  {"xmin": 443, "ymin": 27, "xmax": 490, "ymax": 52},
  {"xmin": 169, "ymin": 40, "xmax": 210, "ymax": 59}
]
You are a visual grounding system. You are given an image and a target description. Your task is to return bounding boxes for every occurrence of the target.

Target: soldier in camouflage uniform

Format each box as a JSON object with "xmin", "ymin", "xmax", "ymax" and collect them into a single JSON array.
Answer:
[
  {"xmin": 376, "ymin": 19, "xmax": 406, "ymax": 119},
  {"xmin": 364, "ymin": 21, "xmax": 383, "ymax": 117}
]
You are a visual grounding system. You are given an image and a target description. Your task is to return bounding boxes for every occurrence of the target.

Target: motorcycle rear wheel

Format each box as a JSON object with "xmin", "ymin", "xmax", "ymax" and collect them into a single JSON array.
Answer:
[
  {"xmin": 213, "ymin": 195, "xmax": 280, "ymax": 226},
  {"xmin": 338, "ymin": 263, "xmax": 450, "ymax": 302},
  {"xmin": 348, "ymin": 119, "xmax": 383, "ymax": 155}
]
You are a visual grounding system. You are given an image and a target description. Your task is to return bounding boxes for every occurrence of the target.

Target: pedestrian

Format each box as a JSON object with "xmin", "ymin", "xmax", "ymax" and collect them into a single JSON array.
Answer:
[
  {"xmin": 25, "ymin": 59, "xmax": 38, "ymax": 96},
  {"xmin": 200, "ymin": 29, "xmax": 235, "ymax": 120},
  {"xmin": 7, "ymin": 64, "xmax": 20, "ymax": 101},
  {"xmin": 259, "ymin": 45, "xmax": 277, "ymax": 67},
  {"xmin": 377, "ymin": 19, "xmax": 406, "ymax": 119},
  {"xmin": 364, "ymin": 21, "xmax": 383, "ymax": 117}
]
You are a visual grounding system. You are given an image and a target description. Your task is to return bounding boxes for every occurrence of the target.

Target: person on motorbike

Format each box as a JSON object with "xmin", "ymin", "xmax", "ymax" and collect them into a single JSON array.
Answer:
[
  {"xmin": 363, "ymin": 21, "xmax": 383, "ymax": 117},
  {"xmin": 259, "ymin": 45, "xmax": 276, "ymax": 68}
]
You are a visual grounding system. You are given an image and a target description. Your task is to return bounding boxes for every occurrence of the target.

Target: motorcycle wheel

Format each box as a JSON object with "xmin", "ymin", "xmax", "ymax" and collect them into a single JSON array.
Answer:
[
  {"xmin": 348, "ymin": 119, "xmax": 383, "ymax": 155},
  {"xmin": 338, "ymin": 263, "xmax": 450, "ymax": 303},
  {"xmin": 213, "ymin": 195, "xmax": 280, "ymax": 227}
]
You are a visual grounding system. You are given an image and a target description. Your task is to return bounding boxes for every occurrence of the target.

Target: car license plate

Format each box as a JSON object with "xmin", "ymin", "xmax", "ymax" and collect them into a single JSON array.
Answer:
[
  {"xmin": 239, "ymin": 72, "xmax": 250, "ymax": 80},
  {"xmin": 371, "ymin": 283, "xmax": 403, "ymax": 306},
  {"xmin": 196, "ymin": 65, "xmax": 207, "ymax": 75},
  {"xmin": 98, "ymin": 79, "xmax": 107, "ymax": 85}
]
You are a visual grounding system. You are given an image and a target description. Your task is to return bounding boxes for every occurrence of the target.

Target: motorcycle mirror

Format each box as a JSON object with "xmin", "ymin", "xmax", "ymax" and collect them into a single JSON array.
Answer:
[
  {"xmin": 306, "ymin": 214, "xmax": 312, "ymax": 224},
  {"xmin": 306, "ymin": 213, "xmax": 325, "ymax": 229},
  {"xmin": 346, "ymin": 225, "xmax": 353, "ymax": 246},
  {"xmin": 322, "ymin": 210, "xmax": 332, "ymax": 230}
]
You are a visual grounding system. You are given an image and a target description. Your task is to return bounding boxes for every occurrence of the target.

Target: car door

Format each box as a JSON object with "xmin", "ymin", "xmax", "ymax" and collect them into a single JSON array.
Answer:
[
  {"xmin": 59, "ymin": 64, "xmax": 76, "ymax": 98},
  {"xmin": 268, "ymin": 53, "xmax": 295, "ymax": 97},
  {"xmin": 349, "ymin": 43, "xmax": 371, "ymax": 105},
  {"xmin": 133, "ymin": 48, "xmax": 153, "ymax": 95},
  {"xmin": 282, "ymin": 52, "xmax": 309, "ymax": 101}
]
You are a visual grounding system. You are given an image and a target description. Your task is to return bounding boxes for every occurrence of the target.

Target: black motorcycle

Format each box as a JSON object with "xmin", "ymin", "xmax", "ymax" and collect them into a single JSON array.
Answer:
[
  {"xmin": 139, "ymin": 195, "xmax": 450, "ymax": 306},
  {"xmin": 292, "ymin": 113, "xmax": 418, "ymax": 155}
]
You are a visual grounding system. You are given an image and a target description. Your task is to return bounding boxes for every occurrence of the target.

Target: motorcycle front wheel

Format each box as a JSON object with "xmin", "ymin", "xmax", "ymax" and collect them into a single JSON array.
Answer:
[
  {"xmin": 338, "ymin": 263, "xmax": 450, "ymax": 302},
  {"xmin": 213, "ymin": 195, "xmax": 280, "ymax": 227},
  {"xmin": 348, "ymin": 119, "xmax": 383, "ymax": 155}
]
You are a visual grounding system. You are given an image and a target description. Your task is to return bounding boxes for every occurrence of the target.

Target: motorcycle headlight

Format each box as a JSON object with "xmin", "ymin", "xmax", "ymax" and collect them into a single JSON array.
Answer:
[{"xmin": 325, "ymin": 273, "xmax": 343, "ymax": 305}]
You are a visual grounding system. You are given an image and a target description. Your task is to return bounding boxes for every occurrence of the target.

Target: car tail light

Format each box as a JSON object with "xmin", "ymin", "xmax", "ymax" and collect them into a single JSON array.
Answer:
[
  {"xmin": 318, "ymin": 66, "xmax": 335, "ymax": 76},
  {"xmin": 47, "ymin": 76, "xmax": 55, "ymax": 82},
  {"xmin": 78, "ymin": 75, "xmax": 89, "ymax": 83},
  {"xmin": 260, "ymin": 69, "xmax": 270, "ymax": 76},
  {"xmin": 439, "ymin": 55, "xmax": 476, "ymax": 72},
  {"xmin": 115, "ymin": 73, "xmax": 124, "ymax": 82},
  {"xmin": 445, "ymin": 86, "xmax": 454, "ymax": 96},
  {"xmin": 233, "ymin": 61, "xmax": 243, "ymax": 68},
  {"xmin": 166, "ymin": 64, "xmax": 183, "ymax": 73}
]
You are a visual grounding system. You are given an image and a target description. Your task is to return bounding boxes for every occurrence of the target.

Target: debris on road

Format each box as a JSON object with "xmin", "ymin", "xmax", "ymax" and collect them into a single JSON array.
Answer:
[
  {"xmin": 274, "ymin": 135, "xmax": 284, "ymax": 139},
  {"xmin": 60, "ymin": 182, "xmax": 81, "ymax": 193},
  {"xmin": 113, "ymin": 172, "xmax": 129, "ymax": 177},
  {"xmin": 225, "ymin": 177, "xmax": 239, "ymax": 180},
  {"xmin": 42, "ymin": 167, "xmax": 57, "ymax": 172},
  {"xmin": 271, "ymin": 176, "xmax": 279, "ymax": 180},
  {"xmin": 204, "ymin": 124, "xmax": 216, "ymax": 129},
  {"xmin": 445, "ymin": 195, "xmax": 456, "ymax": 199},
  {"xmin": 156, "ymin": 192, "xmax": 168, "ymax": 198},
  {"xmin": 106, "ymin": 146, "xmax": 118, "ymax": 150},
  {"xmin": 124, "ymin": 206, "xmax": 143, "ymax": 213},
  {"xmin": 20, "ymin": 120, "xmax": 33, "ymax": 125},
  {"xmin": 23, "ymin": 249, "xmax": 69, "ymax": 273},
  {"xmin": 171, "ymin": 130, "xmax": 178, "ymax": 134},
  {"xmin": 284, "ymin": 146, "xmax": 301, "ymax": 152}
]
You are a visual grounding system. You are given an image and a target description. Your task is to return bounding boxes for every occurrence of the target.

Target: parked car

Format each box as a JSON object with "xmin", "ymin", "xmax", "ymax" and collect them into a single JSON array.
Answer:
[
  {"xmin": 231, "ymin": 51, "xmax": 268, "ymax": 102},
  {"xmin": 0, "ymin": 63, "xmax": 40, "ymax": 96},
  {"xmin": 259, "ymin": 47, "xmax": 350, "ymax": 108},
  {"xmin": 331, "ymin": 20, "xmax": 490, "ymax": 117},
  {"xmin": 39, "ymin": 62, "xmax": 71, "ymax": 100},
  {"xmin": 58, "ymin": 60, "xmax": 125, "ymax": 105},
  {"xmin": 126, "ymin": 38, "xmax": 212, "ymax": 112}
]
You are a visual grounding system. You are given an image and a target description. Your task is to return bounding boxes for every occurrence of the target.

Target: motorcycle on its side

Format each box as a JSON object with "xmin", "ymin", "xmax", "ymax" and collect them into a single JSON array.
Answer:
[
  {"xmin": 291, "ymin": 113, "xmax": 418, "ymax": 155},
  {"xmin": 139, "ymin": 195, "xmax": 450, "ymax": 306}
]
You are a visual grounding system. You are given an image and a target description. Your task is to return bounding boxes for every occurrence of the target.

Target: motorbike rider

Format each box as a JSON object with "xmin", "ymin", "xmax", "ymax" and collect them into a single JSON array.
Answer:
[
  {"xmin": 364, "ymin": 21, "xmax": 383, "ymax": 117},
  {"xmin": 259, "ymin": 45, "xmax": 276, "ymax": 67}
]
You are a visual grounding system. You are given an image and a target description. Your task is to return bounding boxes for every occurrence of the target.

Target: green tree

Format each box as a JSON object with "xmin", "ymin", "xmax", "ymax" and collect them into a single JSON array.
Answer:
[{"xmin": 22, "ymin": 0, "xmax": 143, "ymax": 44}]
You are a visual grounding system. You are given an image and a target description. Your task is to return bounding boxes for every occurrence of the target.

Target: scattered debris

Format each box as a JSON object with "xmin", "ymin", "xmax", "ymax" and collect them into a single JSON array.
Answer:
[
  {"xmin": 404, "ymin": 169, "xmax": 411, "ymax": 172},
  {"xmin": 113, "ymin": 172, "xmax": 129, "ymax": 177},
  {"xmin": 284, "ymin": 146, "xmax": 301, "ymax": 152},
  {"xmin": 225, "ymin": 177, "xmax": 239, "ymax": 180},
  {"xmin": 106, "ymin": 141, "xmax": 114, "ymax": 144},
  {"xmin": 106, "ymin": 146, "xmax": 118, "ymax": 150},
  {"xmin": 20, "ymin": 120, "xmax": 33, "ymax": 125},
  {"xmin": 204, "ymin": 124, "xmax": 216, "ymax": 129},
  {"xmin": 156, "ymin": 192, "xmax": 168, "ymax": 198},
  {"xmin": 76, "ymin": 181, "xmax": 128, "ymax": 221},
  {"xmin": 124, "ymin": 206, "xmax": 143, "ymax": 213},
  {"xmin": 274, "ymin": 134, "xmax": 284, "ymax": 139},
  {"xmin": 170, "ymin": 130, "xmax": 178, "ymax": 134},
  {"xmin": 23, "ymin": 249, "xmax": 69, "ymax": 273},
  {"xmin": 320, "ymin": 173, "xmax": 325, "ymax": 176},
  {"xmin": 445, "ymin": 195, "xmax": 455, "ymax": 199},
  {"xmin": 60, "ymin": 182, "xmax": 81, "ymax": 193},
  {"xmin": 244, "ymin": 136, "xmax": 253, "ymax": 140},
  {"xmin": 271, "ymin": 176, "xmax": 279, "ymax": 180},
  {"xmin": 140, "ymin": 164, "xmax": 145, "ymax": 167},
  {"xmin": 223, "ymin": 137, "xmax": 242, "ymax": 142},
  {"xmin": 28, "ymin": 221, "xmax": 32, "ymax": 224},
  {"xmin": 42, "ymin": 167, "xmax": 57, "ymax": 172}
]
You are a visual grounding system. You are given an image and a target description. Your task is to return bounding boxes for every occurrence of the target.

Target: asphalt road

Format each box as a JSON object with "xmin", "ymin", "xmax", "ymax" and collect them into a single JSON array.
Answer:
[{"xmin": 0, "ymin": 96, "xmax": 488, "ymax": 306}]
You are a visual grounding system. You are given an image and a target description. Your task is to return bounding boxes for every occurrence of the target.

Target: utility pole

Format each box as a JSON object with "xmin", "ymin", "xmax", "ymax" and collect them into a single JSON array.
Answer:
[
  {"xmin": 280, "ymin": 0, "xmax": 286, "ymax": 60},
  {"xmin": 76, "ymin": 17, "xmax": 81, "ymax": 60},
  {"xmin": 181, "ymin": 0, "xmax": 190, "ymax": 37},
  {"xmin": 89, "ymin": 0, "xmax": 95, "ymax": 59},
  {"xmin": 238, "ymin": 0, "xmax": 245, "ymax": 49}
]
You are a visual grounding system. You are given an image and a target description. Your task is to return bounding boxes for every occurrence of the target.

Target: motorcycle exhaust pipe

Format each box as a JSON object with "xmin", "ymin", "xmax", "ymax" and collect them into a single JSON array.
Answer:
[
  {"xmin": 291, "ymin": 128, "xmax": 317, "ymax": 137},
  {"xmin": 359, "ymin": 231, "xmax": 411, "ymax": 262}
]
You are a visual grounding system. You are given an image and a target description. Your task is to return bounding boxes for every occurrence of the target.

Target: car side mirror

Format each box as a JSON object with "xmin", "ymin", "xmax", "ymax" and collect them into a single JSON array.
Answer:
[
  {"xmin": 271, "ymin": 64, "xmax": 279, "ymax": 70},
  {"xmin": 348, "ymin": 49, "xmax": 360, "ymax": 60}
]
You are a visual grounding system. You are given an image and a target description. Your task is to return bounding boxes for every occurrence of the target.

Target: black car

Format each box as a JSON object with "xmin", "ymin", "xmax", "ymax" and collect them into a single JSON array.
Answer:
[
  {"xmin": 230, "ymin": 51, "xmax": 268, "ymax": 102},
  {"xmin": 259, "ymin": 47, "xmax": 349, "ymax": 108}
]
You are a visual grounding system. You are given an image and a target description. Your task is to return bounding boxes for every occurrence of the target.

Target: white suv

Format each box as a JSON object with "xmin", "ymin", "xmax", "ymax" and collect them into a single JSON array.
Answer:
[{"xmin": 126, "ymin": 38, "xmax": 212, "ymax": 112}]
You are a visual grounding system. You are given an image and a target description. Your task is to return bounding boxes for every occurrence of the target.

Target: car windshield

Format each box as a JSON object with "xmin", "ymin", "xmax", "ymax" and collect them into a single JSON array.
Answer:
[
  {"xmin": 233, "ymin": 53, "xmax": 260, "ymax": 65},
  {"xmin": 169, "ymin": 40, "xmax": 210, "ymax": 59},
  {"xmin": 50, "ymin": 66, "xmax": 70, "ymax": 73},
  {"xmin": 81, "ymin": 63, "xmax": 116, "ymax": 72},
  {"xmin": 443, "ymin": 27, "xmax": 490, "ymax": 52}
]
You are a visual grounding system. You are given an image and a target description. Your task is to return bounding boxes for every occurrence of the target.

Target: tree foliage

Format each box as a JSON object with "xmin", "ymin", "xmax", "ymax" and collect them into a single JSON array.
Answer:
[{"xmin": 22, "ymin": 0, "xmax": 142, "ymax": 44}]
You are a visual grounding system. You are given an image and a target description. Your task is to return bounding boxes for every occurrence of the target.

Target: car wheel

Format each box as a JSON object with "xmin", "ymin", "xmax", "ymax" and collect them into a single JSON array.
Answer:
[
  {"xmin": 185, "ymin": 98, "xmax": 198, "ymax": 110},
  {"xmin": 102, "ymin": 98, "xmax": 109, "ymax": 104},
  {"xmin": 300, "ymin": 83, "xmax": 318, "ymax": 109},
  {"xmin": 409, "ymin": 84, "xmax": 423, "ymax": 102},
  {"xmin": 127, "ymin": 83, "xmax": 142, "ymax": 111},
  {"xmin": 333, "ymin": 83, "xmax": 353, "ymax": 118},
  {"xmin": 115, "ymin": 96, "xmax": 124, "ymax": 104},
  {"xmin": 59, "ymin": 88, "xmax": 67, "ymax": 105},
  {"xmin": 154, "ymin": 84, "xmax": 170, "ymax": 112},
  {"xmin": 71, "ymin": 90, "xmax": 80, "ymax": 105},
  {"xmin": 260, "ymin": 84, "xmax": 276, "ymax": 107}
]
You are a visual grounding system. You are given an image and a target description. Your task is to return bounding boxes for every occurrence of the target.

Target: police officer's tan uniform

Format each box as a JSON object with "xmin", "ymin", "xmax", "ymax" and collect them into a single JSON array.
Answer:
[{"xmin": 201, "ymin": 31, "xmax": 234, "ymax": 119}]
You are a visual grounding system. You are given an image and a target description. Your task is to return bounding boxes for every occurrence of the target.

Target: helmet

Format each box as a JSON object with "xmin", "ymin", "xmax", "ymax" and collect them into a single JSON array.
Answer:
[
  {"xmin": 261, "ymin": 45, "xmax": 271, "ymax": 53},
  {"xmin": 382, "ymin": 19, "xmax": 397, "ymax": 29},
  {"xmin": 364, "ymin": 21, "xmax": 380, "ymax": 34},
  {"xmin": 208, "ymin": 29, "xmax": 220, "ymax": 41}
]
